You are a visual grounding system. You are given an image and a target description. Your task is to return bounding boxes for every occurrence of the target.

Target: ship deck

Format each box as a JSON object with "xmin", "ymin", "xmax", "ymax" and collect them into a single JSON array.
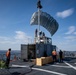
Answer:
[{"xmin": 0, "ymin": 57, "xmax": 76, "ymax": 75}]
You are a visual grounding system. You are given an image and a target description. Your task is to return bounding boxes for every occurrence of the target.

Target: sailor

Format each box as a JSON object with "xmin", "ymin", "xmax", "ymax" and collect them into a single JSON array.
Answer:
[
  {"xmin": 43, "ymin": 32, "xmax": 45, "ymax": 37},
  {"xmin": 59, "ymin": 50, "xmax": 63, "ymax": 62},
  {"xmin": 6, "ymin": 48, "xmax": 11, "ymax": 68},
  {"xmin": 52, "ymin": 49, "xmax": 57, "ymax": 62},
  {"xmin": 35, "ymin": 29, "xmax": 38, "ymax": 37},
  {"xmin": 39, "ymin": 31, "xmax": 42, "ymax": 37}
]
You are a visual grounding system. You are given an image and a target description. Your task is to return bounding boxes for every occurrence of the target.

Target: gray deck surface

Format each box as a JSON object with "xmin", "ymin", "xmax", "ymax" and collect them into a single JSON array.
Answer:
[{"xmin": 0, "ymin": 57, "xmax": 76, "ymax": 75}]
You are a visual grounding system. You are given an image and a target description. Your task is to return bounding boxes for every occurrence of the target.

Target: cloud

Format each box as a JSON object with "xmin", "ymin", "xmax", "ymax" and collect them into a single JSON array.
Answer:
[
  {"xmin": 65, "ymin": 26, "xmax": 76, "ymax": 34},
  {"xmin": 15, "ymin": 31, "xmax": 27, "ymax": 40},
  {"xmin": 56, "ymin": 8, "xmax": 74, "ymax": 18},
  {"xmin": 0, "ymin": 36, "xmax": 10, "ymax": 41},
  {"xmin": 0, "ymin": 36, "xmax": 13, "ymax": 44},
  {"xmin": 74, "ymin": 32, "xmax": 76, "ymax": 34},
  {"xmin": 53, "ymin": 26, "xmax": 76, "ymax": 51},
  {"xmin": 14, "ymin": 31, "xmax": 32, "ymax": 43},
  {"xmin": 0, "ymin": 31, "xmax": 32, "ymax": 44},
  {"xmin": 0, "ymin": 31, "xmax": 33, "ymax": 49},
  {"xmin": 64, "ymin": 36, "xmax": 76, "ymax": 40},
  {"xmin": 64, "ymin": 36, "xmax": 76, "ymax": 45},
  {"xmin": 64, "ymin": 26, "xmax": 76, "ymax": 42}
]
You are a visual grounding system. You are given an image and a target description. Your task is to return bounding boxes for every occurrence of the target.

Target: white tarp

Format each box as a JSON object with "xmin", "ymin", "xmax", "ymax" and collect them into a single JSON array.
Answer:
[{"xmin": 30, "ymin": 11, "xmax": 59, "ymax": 36}]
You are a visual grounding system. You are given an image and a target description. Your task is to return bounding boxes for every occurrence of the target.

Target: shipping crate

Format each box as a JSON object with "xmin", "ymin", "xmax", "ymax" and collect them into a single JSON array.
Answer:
[{"xmin": 36, "ymin": 56, "xmax": 53, "ymax": 66}]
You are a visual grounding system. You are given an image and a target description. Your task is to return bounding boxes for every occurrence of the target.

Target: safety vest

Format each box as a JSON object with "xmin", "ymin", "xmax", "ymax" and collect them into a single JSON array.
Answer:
[
  {"xmin": 52, "ymin": 51, "xmax": 57, "ymax": 55},
  {"xmin": 6, "ymin": 51, "xmax": 10, "ymax": 57}
]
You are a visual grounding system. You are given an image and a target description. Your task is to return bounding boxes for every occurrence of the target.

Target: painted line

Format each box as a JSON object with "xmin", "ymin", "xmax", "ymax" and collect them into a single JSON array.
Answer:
[
  {"xmin": 32, "ymin": 68, "xmax": 67, "ymax": 75},
  {"xmin": 75, "ymin": 63, "xmax": 76, "ymax": 64},
  {"xmin": 51, "ymin": 65, "xmax": 71, "ymax": 68},
  {"xmin": 56, "ymin": 63, "xmax": 59, "ymax": 64},
  {"xmin": 12, "ymin": 64, "xmax": 67, "ymax": 75},
  {"xmin": 64, "ymin": 61, "xmax": 76, "ymax": 70},
  {"xmin": 12, "ymin": 64, "xmax": 29, "ymax": 68}
]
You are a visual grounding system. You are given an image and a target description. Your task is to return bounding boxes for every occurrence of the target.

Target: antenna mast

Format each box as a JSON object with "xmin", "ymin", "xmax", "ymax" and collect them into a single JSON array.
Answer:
[{"xmin": 37, "ymin": 0, "xmax": 42, "ymax": 43}]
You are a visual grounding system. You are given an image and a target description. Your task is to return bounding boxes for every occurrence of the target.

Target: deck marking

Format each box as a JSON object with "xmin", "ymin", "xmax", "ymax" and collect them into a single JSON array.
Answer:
[
  {"xmin": 51, "ymin": 65, "xmax": 71, "ymax": 68},
  {"xmin": 56, "ymin": 63, "xmax": 59, "ymax": 64},
  {"xmin": 12, "ymin": 64, "xmax": 29, "ymax": 68},
  {"xmin": 64, "ymin": 61, "xmax": 76, "ymax": 70},
  {"xmin": 32, "ymin": 68, "xmax": 67, "ymax": 75},
  {"xmin": 12, "ymin": 64, "xmax": 67, "ymax": 75}
]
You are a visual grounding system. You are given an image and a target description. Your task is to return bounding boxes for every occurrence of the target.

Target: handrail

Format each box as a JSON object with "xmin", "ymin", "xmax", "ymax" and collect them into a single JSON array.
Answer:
[{"xmin": 0, "ymin": 53, "xmax": 21, "ymax": 61}]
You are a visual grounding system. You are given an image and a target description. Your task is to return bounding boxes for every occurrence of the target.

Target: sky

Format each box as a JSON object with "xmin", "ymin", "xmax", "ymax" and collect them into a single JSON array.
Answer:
[{"xmin": 0, "ymin": 0, "xmax": 76, "ymax": 51}]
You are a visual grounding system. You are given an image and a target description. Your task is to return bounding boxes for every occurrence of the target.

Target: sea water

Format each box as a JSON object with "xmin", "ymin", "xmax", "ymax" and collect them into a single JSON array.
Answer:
[{"xmin": 0, "ymin": 50, "xmax": 21, "ymax": 61}]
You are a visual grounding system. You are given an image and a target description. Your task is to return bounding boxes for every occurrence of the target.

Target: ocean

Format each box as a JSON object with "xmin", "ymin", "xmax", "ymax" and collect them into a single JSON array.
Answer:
[{"xmin": 0, "ymin": 50, "xmax": 21, "ymax": 61}]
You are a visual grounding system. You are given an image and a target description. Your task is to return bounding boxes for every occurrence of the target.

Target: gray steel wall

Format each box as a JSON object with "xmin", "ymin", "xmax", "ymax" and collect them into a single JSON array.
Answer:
[
  {"xmin": 36, "ymin": 43, "xmax": 53, "ymax": 58},
  {"xmin": 46, "ymin": 44, "xmax": 53, "ymax": 56},
  {"xmin": 21, "ymin": 44, "xmax": 28, "ymax": 60},
  {"xmin": 21, "ymin": 44, "xmax": 55, "ymax": 59}
]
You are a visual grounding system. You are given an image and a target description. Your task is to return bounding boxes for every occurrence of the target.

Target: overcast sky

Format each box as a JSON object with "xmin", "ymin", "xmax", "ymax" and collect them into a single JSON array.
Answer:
[{"xmin": 0, "ymin": 0, "xmax": 76, "ymax": 51}]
